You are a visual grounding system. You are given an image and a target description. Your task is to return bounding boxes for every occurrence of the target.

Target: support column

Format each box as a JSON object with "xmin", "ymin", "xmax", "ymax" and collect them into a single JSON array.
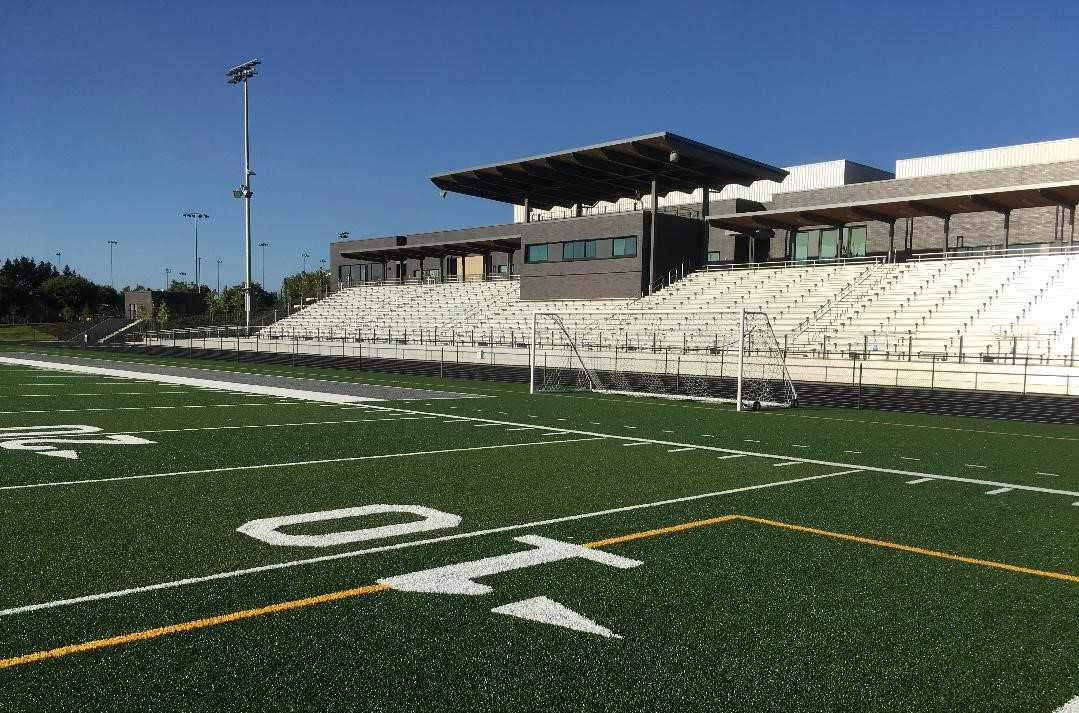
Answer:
[
  {"xmin": 700, "ymin": 187, "xmax": 710, "ymax": 266},
  {"xmin": 1003, "ymin": 210, "xmax": 1011, "ymax": 252},
  {"xmin": 1071, "ymin": 204, "xmax": 1076, "ymax": 246},
  {"xmin": 523, "ymin": 197, "xmax": 531, "ymax": 224},
  {"xmin": 887, "ymin": 220, "xmax": 896, "ymax": 262},
  {"xmin": 943, "ymin": 215, "xmax": 951, "ymax": 254},
  {"xmin": 648, "ymin": 176, "xmax": 658, "ymax": 294}
]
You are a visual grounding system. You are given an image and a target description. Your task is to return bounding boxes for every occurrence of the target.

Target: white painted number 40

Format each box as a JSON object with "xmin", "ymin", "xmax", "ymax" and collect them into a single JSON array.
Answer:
[{"xmin": 238, "ymin": 504, "xmax": 640, "ymax": 639}]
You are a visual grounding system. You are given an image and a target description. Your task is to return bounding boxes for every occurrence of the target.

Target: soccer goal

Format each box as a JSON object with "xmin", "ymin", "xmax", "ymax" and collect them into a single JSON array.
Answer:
[{"xmin": 528, "ymin": 309, "xmax": 797, "ymax": 410}]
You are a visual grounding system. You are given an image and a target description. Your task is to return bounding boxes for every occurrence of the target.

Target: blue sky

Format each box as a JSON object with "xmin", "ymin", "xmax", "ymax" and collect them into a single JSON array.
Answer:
[{"xmin": 3, "ymin": 0, "xmax": 1078, "ymax": 291}]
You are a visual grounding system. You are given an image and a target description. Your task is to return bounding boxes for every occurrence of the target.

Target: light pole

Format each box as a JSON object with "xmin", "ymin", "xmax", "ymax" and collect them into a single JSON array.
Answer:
[
  {"xmin": 216, "ymin": 259, "xmax": 223, "ymax": 292},
  {"xmin": 55, "ymin": 251, "xmax": 61, "ymax": 270},
  {"xmin": 257, "ymin": 241, "xmax": 270, "ymax": 287},
  {"xmin": 106, "ymin": 240, "xmax": 118, "ymax": 288},
  {"xmin": 319, "ymin": 258, "xmax": 327, "ymax": 298},
  {"xmin": 302, "ymin": 252, "xmax": 310, "ymax": 273},
  {"xmin": 182, "ymin": 212, "xmax": 209, "ymax": 290},
  {"xmin": 227, "ymin": 58, "xmax": 260, "ymax": 332},
  {"xmin": 165, "ymin": 267, "xmax": 172, "ymax": 289}
]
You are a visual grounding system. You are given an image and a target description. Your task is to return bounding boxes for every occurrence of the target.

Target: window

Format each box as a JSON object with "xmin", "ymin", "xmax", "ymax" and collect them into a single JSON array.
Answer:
[
  {"xmin": 707, "ymin": 250, "xmax": 723, "ymax": 263},
  {"xmin": 525, "ymin": 244, "xmax": 549, "ymax": 263},
  {"xmin": 793, "ymin": 231, "xmax": 812, "ymax": 263},
  {"xmin": 497, "ymin": 264, "xmax": 510, "ymax": 274},
  {"xmin": 845, "ymin": 226, "xmax": 867, "ymax": 257},
  {"xmin": 412, "ymin": 269, "xmax": 421, "ymax": 278},
  {"xmin": 612, "ymin": 236, "xmax": 637, "ymax": 257},
  {"xmin": 563, "ymin": 240, "xmax": 597, "ymax": 260},
  {"xmin": 819, "ymin": 228, "xmax": 839, "ymax": 260}
]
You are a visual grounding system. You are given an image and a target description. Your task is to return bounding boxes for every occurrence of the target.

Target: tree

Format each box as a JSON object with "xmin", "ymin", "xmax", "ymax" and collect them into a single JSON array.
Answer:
[
  {"xmin": 155, "ymin": 301, "xmax": 171, "ymax": 329},
  {"xmin": 41, "ymin": 275, "xmax": 97, "ymax": 322},
  {"xmin": 281, "ymin": 271, "xmax": 330, "ymax": 309}
]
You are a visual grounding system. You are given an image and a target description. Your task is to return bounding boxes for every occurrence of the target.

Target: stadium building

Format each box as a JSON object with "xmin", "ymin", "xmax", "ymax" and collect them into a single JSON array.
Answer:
[{"xmin": 330, "ymin": 133, "xmax": 1079, "ymax": 300}]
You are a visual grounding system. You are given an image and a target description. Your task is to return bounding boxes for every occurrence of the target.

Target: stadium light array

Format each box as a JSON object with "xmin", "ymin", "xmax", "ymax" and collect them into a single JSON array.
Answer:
[{"xmin": 226, "ymin": 58, "xmax": 261, "ymax": 333}]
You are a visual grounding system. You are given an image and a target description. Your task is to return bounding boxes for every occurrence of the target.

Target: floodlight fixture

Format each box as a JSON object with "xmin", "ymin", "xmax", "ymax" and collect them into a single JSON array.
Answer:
[{"xmin": 225, "ymin": 58, "xmax": 261, "ymax": 84}]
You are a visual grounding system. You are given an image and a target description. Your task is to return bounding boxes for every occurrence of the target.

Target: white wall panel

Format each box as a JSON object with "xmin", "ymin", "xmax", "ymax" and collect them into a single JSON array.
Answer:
[{"xmin": 897, "ymin": 137, "xmax": 1079, "ymax": 179}]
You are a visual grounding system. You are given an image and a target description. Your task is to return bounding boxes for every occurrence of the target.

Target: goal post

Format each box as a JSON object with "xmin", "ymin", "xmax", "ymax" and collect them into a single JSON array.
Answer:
[{"xmin": 528, "ymin": 308, "xmax": 797, "ymax": 409}]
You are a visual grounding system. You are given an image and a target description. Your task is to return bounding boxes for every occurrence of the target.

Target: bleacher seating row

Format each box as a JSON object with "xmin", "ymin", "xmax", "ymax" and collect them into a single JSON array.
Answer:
[{"xmin": 264, "ymin": 252, "xmax": 1079, "ymax": 360}]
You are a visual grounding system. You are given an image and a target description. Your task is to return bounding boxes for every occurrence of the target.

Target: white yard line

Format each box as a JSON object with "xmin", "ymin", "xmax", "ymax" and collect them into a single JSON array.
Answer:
[
  {"xmin": 0, "ymin": 468, "xmax": 859, "ymax": 618},
  {"xmin": 0, "ymin": 437, "xmax": 608, "ymax": 492},
  {"xmin": 112, "ymin": 417, "xmax": 430, "ymax": 436},
  {"xmin": 0, "ymin": 402, "xmax": 311, "ymax": 416},
  {"xmin": 667, "ymin": 447, "xmax": 696, "ymax": 453},
  {"xmin": 1036, "ymin": 472, "xmax": 1060, "ymax": 477},
  {"xmin": 763, "ymin": 410, "xmax": 1079, "ymax": 442},
  {"xmin": 985, "ymin": 487, "xmax": 1013, "ymax": 496},
  {"xmin": 772, "ymin": 461, "xmax": 802, "ymax": 467},
  {"xmin": 965, "ymin": 464, "xmax": 988, "ymax": 469},
  {"xmin": 717, "ymin": 454, "xmax": 747, "ymax": 460},
  {"xmin": 906, "ymin": 477, "xmax": 933, "ymax": 485},
  {"xmin": 621, "ymin": 442, "xmax": 651, "ymax": 447},
  {"xmin": 0, "ymin": 356, "xmax": 381, "ymax": 404}
]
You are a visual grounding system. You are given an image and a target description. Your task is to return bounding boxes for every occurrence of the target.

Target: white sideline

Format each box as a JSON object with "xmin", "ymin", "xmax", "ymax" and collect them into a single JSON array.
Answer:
[
  {"xmin": 0, "ymin": 437, "xmax": 606, "ymax": 492},
  {"xmin": 345, "ymin": 402, "xmax": 1079, "ymax": 500},
  {"xmin": 0, "ymin": 469, "xmax": 858, "ymax": 618},
  {"xmin": 0, "ymin": 356, "xmax": 380, "ymax": 404},
  {"xmin": 5, "ymin": 356, "xmax": 1075, "ymax": 502}
]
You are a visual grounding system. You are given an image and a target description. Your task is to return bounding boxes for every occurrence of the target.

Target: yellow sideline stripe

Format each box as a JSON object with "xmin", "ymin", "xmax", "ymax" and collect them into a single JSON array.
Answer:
[
  {"xmin": 0, "ymin": 583, "xmax": 388, "ymax": 670},
  {"xmin": 584, "ymin": 515, "xmax": 740, "ymax": 548},
  {"xmin": 3, "ymin": 514, "xmax": 1076, "ymax": 670},
  {"xmin": 732, "ymin": 515, "xmax": 1079, "ymax": 585}
]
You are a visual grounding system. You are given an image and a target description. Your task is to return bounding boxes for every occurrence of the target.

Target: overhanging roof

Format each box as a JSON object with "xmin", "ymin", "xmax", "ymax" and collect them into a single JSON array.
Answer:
[
  {"xmin": 340, "ymin": 235, "xmax": 521, "ymax": 262},
  {"xmin": 430, "ymin": 132, "xmax": 788, "ymax": 210},
  {"xmin": 708, "ymin": 180, "xmax": 1079, "ymax": 233}
]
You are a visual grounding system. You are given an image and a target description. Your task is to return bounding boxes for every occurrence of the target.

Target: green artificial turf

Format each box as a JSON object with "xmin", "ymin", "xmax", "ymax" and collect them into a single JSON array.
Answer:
[{"xmin": 0, "ymin": 352, "xmax": 1076, "ymax": 712}]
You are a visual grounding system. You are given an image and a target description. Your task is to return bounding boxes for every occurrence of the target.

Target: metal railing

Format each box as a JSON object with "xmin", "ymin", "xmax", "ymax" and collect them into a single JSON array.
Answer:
[
  {"xmin": 130, "ymin": 330, "xmax": 1079, "ymax": 396},
  {"xmin": 912, "ymin": 244, "xmax": 1079, "ymax": 262}
]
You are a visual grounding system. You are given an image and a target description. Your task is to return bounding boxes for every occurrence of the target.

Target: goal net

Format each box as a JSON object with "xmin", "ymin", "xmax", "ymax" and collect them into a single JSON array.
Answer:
[{"xmin": 529, "ymin": 309, "xmax": 797, "ymax": 410}]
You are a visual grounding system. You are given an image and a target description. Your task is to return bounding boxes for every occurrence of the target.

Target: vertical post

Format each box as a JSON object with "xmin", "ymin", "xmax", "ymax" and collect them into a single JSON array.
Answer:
[
  {"xmin": 735, "ymin": 308, "xmax": 745, "ymax": 412},
  {"xmin": 1003, "ymin": 210, "xmax": 1011, "ymax": 252},
  {"xmin": 529, "ymin": 312, "xmax": 537, "ymax": 395},
  {"xmin": 242, "ymin": 77, "xmax": 253, "ymax": 332},
  {"xmin": 887, "ymin": 220, "xmax": 896, "ymax": 262},
  {"xmin": 648, "ymin": 176, "xmax": 658, "ymax": 294},
  {"xmin": 523, "ymin": 197, "xmax": 531, "ymax": 224},
  {"xmin": 700, "ymin": 187, "xmax": 710, "ymax": 266},
  {"xmin": 943, "ymin": 214, "xmax": 950, "ymax": 255},
  {"xmin": 1071, "ymin": 204, "xmax": 1076, "ymax": 247}
]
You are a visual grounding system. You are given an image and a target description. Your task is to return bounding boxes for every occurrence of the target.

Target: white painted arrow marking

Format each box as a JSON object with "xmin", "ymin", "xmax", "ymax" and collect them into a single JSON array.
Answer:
[{"xmin": 492, "ymin": 596, "xmax": 621, "ymax": 639}]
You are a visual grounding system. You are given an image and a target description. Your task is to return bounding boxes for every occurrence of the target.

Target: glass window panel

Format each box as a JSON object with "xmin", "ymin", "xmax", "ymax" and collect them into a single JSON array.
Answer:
[
  {"xmin": 820, "ymin": 229, "xmax": 839, "ymax": 260},
  {"xmin": 612, "ymin": 237, "xmax": 637, "ymax": 257},
  {"xmin": 846, "ymin": 226, "xmax": 867, "ymax": 257},
  {"xmin": 794, "ymin": 232, "xmax": 811, "ymax": 263},
  {"xmin": 707, "ymin": 250, "xmax": 722, "ymax": 263},
  {"xmin": 525, "ymin": 244, "xmax": 549, "ymax": 263}
]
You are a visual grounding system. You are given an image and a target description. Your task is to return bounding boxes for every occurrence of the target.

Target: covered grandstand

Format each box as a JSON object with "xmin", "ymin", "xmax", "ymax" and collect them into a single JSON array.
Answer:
[{"xmin": 135, "ymin": 132, "xmax": 1079, "ymax": 400}]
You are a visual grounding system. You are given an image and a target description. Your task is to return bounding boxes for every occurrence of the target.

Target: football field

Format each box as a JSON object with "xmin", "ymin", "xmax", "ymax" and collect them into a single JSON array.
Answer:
[{"xmin": 0, "ymin": 349, "xmax": 1076, "ymax": 712}]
